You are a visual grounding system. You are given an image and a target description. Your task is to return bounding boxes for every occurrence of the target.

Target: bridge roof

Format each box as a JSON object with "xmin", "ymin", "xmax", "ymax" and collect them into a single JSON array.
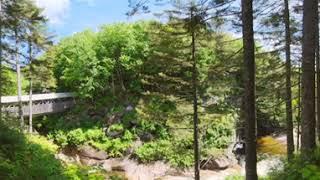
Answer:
[{"xmin": 1, "ymin": 92, "xmax": 75, "ymax": 104}]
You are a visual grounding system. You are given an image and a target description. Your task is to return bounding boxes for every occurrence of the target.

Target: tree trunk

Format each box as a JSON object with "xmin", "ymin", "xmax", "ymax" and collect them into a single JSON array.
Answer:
[
  {"xmin": 237, "ymin": 97, "xmax": 246, "ymax": 141},
  {"xmin": 284, "ymin": 0, "xmax": 294, "ymax": 159},
  {"xmin": 241, "ymin": 0, "xmax": 257, "ymax": 179},
  {"xmin": 111, "ymin": 74, "xmax": 115, "ymax": 96},
  {"xmin": 28, "ymin": 40, "xmax": 33, "ymax": 134},
  {"xmin": 0, "ymin": 0, "xmax": 3, "ymax": 122},
  {"xmin": 237, "ymin": 64, "xmax": 246, "ymax": 141},
  {"xmin": 301, "ymin": 0, "xmax": 317, "ymax": 154},
  {"xmin": 316, "ymin": 9, "xmax": 320, "ymax": 144},
  {"xmin": 191, "ymin": 7, "xmax": 200, "ymax": 180},
  {"xmin": 28, "ymin": 78, "xmax": 32, "ymax": 133},
  {"xmin": 15, "ymin": 29, "xmax": 24, "ymax": 130},
  {"xmin": 297, "ymin": 65, "xmax": 301, "ymax": 151}
]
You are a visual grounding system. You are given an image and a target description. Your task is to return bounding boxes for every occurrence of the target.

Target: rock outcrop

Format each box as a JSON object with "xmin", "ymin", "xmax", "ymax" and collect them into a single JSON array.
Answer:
[
  {"xmin": 201, "ymin": 156, "xmax": 231, "ymax": 170},
  {"xmin": 78, "ymin": 145, "xmax": 108, "ymax": 160}
]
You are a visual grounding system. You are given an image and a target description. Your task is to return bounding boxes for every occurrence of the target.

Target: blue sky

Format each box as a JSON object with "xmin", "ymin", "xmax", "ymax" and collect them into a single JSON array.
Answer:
[{"xmin": 34, "ymin": 0, "xmax": 158, "ymax": 40}]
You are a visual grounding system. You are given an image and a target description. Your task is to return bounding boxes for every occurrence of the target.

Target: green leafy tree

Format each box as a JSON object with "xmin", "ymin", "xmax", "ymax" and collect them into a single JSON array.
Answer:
[
  {"xmin": 53, "ymin": 23, "xmax": 150, "ymax": 99},
  {"xmin": 54, "ymin": 30, "xmax": 106, "ymax": 98}
]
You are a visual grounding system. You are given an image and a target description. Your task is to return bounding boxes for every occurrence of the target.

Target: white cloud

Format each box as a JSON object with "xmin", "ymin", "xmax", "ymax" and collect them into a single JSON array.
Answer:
[
  {"xmin": 33, "ymin": 0, "xmax": 95, "ymax": 25},
  {"xmin": 34, "ymin": 0, "xmax": 71, "ymax": 25}
]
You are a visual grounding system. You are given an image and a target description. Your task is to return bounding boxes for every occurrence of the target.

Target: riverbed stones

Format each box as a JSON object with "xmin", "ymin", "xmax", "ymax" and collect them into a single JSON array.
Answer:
[
  {"xmin": 201, "ymin": 156, "xmax": 230, "ymax": 170},
  {"xmin": 78, "ymin": 145, "xmax": 108, "ymax": 160}
]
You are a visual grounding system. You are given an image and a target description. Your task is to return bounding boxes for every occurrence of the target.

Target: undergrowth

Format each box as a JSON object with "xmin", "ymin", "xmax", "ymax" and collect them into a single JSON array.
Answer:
[
  {"xmin": 268, "ymin": 148, "xmax": 320, "ymax": 180},
  {"xmin": 0, "ymin": 118, "xmax": 105, "ymax": 179},
  {"xmin": 36, "ymin": 95, "xmax": 235, "ymax": 168}
]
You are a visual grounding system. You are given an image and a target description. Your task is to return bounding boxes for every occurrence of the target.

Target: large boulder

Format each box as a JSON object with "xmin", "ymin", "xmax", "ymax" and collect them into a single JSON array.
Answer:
[
  {"xmin": 140, "ymin": 132, "xmax": 154, "ymax": 142},
  {"xmin": 100, "ymin": 159, "xmax": 126, "ymax": 172},
  {"xmin": 201, "ymin": 156, "xmax": 230, "ymax": 170},
  {"xmin": 55, "ymin": 152, "xmax": 76, "ymax": 163},
  {"xmin": 101, "ymin": 160, "xmax": 112, "ymax": 172},
  {"xmin": 80, "ymin": 157, "xmax": 101, "ymax": 166},
  {"xmin": 106, "ymin": 130, "xmax": 123, "ymax": 138},
  {"xmin": 78, "ymin": 145, "xmax": 108, "ymax": 160}
]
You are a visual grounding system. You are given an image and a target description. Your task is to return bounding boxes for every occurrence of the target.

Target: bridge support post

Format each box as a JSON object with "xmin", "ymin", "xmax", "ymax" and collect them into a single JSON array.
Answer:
[{"xmin": 28, "ymin": 79, "xmax": 32, "ymax": 133}]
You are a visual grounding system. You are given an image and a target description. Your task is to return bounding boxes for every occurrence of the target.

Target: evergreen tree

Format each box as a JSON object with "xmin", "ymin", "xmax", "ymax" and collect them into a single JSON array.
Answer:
[
  {"xmin": 0, "ymin": 0, "xmax": 49, "ymax": 130},
  {"xmin": 284, "ymin": 0, "xmax": 294, "ymax": 159},
  {"xmin": 301, "ymin": 0, "xmax": 318, "ymax": 154},
  {"xmin": 0, "ymin": 0, "xmax": 3, "ymax": 122},
  {"xmin": 24, "ymin": 6, "xmax": 51, "ymax": 133},
  {"xmin": 241, "ymin": 0, "xmax": 257, "ymax": 179},
  {"xmin": 316, "ymin": 3, "xmax": 320, "ymax": 144}
]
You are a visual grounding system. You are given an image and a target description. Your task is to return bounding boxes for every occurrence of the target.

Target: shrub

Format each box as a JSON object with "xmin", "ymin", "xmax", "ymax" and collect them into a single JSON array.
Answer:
[
  {"xmin": 49, "ymin": 127, "xmax": 105, "ymax": 147},
  {"xmin": 63, "ymin": 164, "xmax": 105, "ymax": 180},
  {"xmin": 0, "ymin": 121, "xmax": 65, "ymax": 179},
  {"xmin": 268, "ymin": 148, "xmax": 320, "ymax": 180},
  {"xmin": 135, "ymin": 138, "xmax": 194, "ymax": 168},
  {"xmin": 48, "ymin": 130, "xmax": 68, "ymax": 147},
  {"xmin": 86, "ymin": 128, "xmax": 105, "ymax": 141},
  {"xmin": 135, "ymin": 119, "xmax": 169, "ymax": 139},
  {"xmin": 202, "ymin": 113, "xmax": 234, "ymax": 149},
  {"xmin": 108, "ymin": 124, "xmax": 124, "ymax": 132},
  {"xmin": 135, "ymin": 140, "xmax": 171, "ymax": 162},
  {"xmin": 67, "ymin": 129, "xmax": 87, "ymax": 145},
  {"xmin": 137, "ymin": 95, "xmax": 177, "ymax": 125},
  {"xmin": 0, "ymin": 119, "xmax": 107, "ymax": 179},
  {"xmin": 48, "ymin": 126, "xmax": 134, "ymax": 158}
]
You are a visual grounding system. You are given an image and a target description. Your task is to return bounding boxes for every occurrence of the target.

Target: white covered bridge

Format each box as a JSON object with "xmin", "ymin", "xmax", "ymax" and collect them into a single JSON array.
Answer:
[{"xmin": 0, "ymin": 92, "xmax": 75, "ymax": 116}]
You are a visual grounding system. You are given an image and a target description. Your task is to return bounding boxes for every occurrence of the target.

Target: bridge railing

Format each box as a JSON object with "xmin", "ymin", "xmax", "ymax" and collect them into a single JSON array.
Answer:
[
  {"xmin": 1, "ymin": 92, "xmax": 76, "ymax": 116},
  {"xmin": 1, "ymin": 92, "xmax": 75, "ymax": 104}
]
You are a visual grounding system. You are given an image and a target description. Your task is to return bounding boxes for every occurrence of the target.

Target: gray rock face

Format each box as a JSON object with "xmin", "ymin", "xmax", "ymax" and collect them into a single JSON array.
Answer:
[
  {"xmin": 55, "ymin": 152, "xmax": 76, "ymax": 163},
  {"xmin": 80, "ymin": 157, "xmax": 101, "ymax": 166},
  {"xmin": 125, "ymin": 105, "xmax": 134, "ymax": 112},
  {"xmin": 140, "ymin": 132, "xmax": 154, "ymax": 142},
  {"xmin": 78, "ymin": 145, "xmax": 108, "ymax": 160},
  {"xmin": 201, "ymin": 156, "xmax": 230, "ymax": 170},
  {"xmin": 106, "ymin": 130, "xmax": 123, "ymax": 138}
]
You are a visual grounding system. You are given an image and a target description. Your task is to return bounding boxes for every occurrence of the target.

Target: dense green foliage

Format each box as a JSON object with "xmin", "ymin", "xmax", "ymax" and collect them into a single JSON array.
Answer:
[
  {"xmin": 31, "ymin": 20, "xmax": 292, "ymax": 169},
  {"xmin": 1, "ymin": 67, "xmax": 28, "ymax": 95},
  {"xmin": 134, "ymin": 138, "xmax": 194, "ymax": 167},
  {"xmin": 43, "ymin": 20, "xmax": 289, "ymax": 131},
  {"xmin": 1, "ymin": 68, "xmax": 18, "ymax": 96},
  {"xmin": 36, "ymin": 93, "xmax": 234, "ymax": 168},
  {"xmin": 268, "ymin": 149, "xmax": 320, "ymax": 180},
  {"xmin": 0, "ymin": 118, "xmax": 105, "ymax": 179},
  {"xmin": 1, "ymin": 0, "xmax": 315, "ymax": 179},
  {"xmin": 48, "ymin": 126, "xmax": 135, "ymax": 158},
  {"xmin": 0, "ymin": 0, "xmax": 52, "ymax": 96},
  {"xmin": 53, "ymin": 23, "xmax": 150, "ymax": 98}
]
